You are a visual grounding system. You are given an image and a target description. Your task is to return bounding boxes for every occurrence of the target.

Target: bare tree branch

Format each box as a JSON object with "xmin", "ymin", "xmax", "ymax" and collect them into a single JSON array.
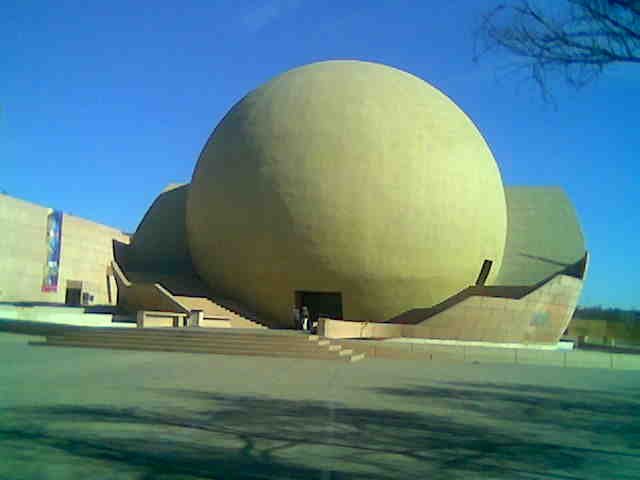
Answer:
[{"xmin": 474, "ymin": 0, "xmax": 640, "ymax": 101}]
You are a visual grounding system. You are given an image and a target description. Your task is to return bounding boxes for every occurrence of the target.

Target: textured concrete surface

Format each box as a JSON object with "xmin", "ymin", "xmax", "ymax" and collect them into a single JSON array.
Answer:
[
  {"xmin": 111, "ymin": 260, "xmax": 191, "ymax": 315},
  {"xmin": 187, "ymin": 60, "xmax": 507, "ymax": 326},
  {"xmin": 497, "ymin": 187, "xmax": 585, "ymax": 286},
  {"xmin": 0, "ymin": 193, "xmax": 129, "ymax": 305},
  {"xmin": 411, "ymin": 273, "xmax": 583, "ymax": 343},
  {"xmin": 322, "ymin": 272, "xmax": 584, "ymax": 344},
  {"xmin": 1, "ymin": 332, "xmax": 639, "ymax": 479},
  {"xmin": 125, "ymin": 183, "xmax": 193, "ymax": 274}
]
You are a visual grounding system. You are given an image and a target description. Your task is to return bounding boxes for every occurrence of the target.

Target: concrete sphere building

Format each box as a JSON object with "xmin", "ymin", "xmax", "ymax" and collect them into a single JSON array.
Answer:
[
  {"xmin": 0, "ymin": 59, "xmax": 587, "ymax": 345},
  {"xmin": 186, "ymin": 61, "xmax": 507, "ymax": 326}
]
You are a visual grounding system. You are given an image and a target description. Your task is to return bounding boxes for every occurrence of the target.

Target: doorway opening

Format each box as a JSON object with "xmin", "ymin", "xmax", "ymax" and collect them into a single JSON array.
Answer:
[
  {"xmin": 65, "ymin": 280, "xmax": 83, "ymax": 306},
  {"xmin": 295, "ymin": 291, "xmax": 343, "ymax": 325},
  {"xmin": 65, "ymin": 288, "xmax": 82, "ymax": 306}
]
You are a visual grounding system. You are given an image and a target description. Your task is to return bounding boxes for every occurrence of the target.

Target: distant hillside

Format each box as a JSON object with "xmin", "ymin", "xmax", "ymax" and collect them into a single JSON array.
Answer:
[{"xmin": 574, "ymin": 307, "xmax": 640, "ymax": 323}]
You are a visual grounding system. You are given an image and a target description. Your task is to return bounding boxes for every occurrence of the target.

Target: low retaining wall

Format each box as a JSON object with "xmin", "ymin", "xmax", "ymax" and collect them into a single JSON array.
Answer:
[
  {"xmin": 0, "ymin": 305, "xmax": 130, "ymax": 327},
  {"xmin": 333, "ymin": 339, "xmax": 640, "ymax": 370},
  {"xmin": 319, "ymin": 271, "xmax": 584, "ymax": 345},
  {"xmin": 319, "ymin": 318, "xmax": 404, "ymax": 339}
]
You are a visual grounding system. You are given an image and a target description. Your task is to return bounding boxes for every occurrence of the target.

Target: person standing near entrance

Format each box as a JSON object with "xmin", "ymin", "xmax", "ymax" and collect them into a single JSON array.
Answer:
[
  {"xmin": 301, "ymin": 306, "xmax": 310, "ymax": 332},
  {"xmin": 292, "ymin": 306, "xmax": 301, "ymax": 330}
]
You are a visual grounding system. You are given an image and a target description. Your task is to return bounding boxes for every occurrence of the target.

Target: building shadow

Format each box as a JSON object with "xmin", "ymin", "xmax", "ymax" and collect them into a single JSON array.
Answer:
[{"xmin": 517, "ymin": 252, "xmax": 572, "ymax": 268}]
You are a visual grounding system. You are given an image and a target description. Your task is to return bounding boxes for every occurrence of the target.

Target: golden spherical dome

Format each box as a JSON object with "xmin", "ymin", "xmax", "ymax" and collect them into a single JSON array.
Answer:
[{"xmin": 186, "ymin": 60, "xmax": 507, "ymax": 326}]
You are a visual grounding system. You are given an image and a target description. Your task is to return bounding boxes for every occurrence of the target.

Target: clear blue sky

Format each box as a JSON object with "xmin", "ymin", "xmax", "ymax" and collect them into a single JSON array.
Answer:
[{"xmin": 2, "ymin": 1, "xmax": 638, "ymax": 308}]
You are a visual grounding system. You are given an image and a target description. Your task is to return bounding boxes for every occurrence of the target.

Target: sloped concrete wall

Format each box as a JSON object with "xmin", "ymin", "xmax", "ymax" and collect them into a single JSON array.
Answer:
[
  {"xmin": 410, "ymin": 275, "xmax": 583, "ymax": 343},
  {"xmin": 319, "ymin": 318, "xmax": 404, "ymax": 339},
  {"xmin": 496, "ymin": 187, "xmax": 585, "ymax": 286},
  {"xmin": 111, "ymin": 261, "xmax": 189, "ymax": 314},
  {"xmin": 321, "ymin": 273, "xmax": 584, "ymax": 344},
  {"xmin": 125, "ymin": 184, "xmax": 193, "ymax": 274}
]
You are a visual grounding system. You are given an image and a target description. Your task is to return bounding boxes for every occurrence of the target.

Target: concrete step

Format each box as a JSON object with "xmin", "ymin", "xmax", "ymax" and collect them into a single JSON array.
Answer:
[
  {"xmin": 66, "ymin": 328, "xmax": 349, "ymax": 342},
  {"xmin": 31, "ymin": 326, "xmax": 366, "ymax": 362},
  {"xmin": 49, "ymin": 336, "xmax": 334, "ymax": 354},
  {"xmin": 205, "ymin": 296, "xmax": 267, "ymax": 324},
  {"xmin": 174, "ymin": 296, "xmax": 268, "ymax": 329},
  {"xmin": 55, "ymin": 327, "xmax": 311, "ymax": 339},
  {"xmin": 349, "ymin": 353, "xmax": 366, "ymax": 363},
  {"xmin": 52, "ymin": 330, "xmax": 316, "ymax": 345},
  {"xmin": 48, "ymin": 330, "xmax": 323, "ymax": 343},
  {"xmin": 37, "ymin": 339, "xmax": 355, "ymax": 361},
  {"xmin": 46, "ymin": 335, "xmax": 341, "ymax": 353}
]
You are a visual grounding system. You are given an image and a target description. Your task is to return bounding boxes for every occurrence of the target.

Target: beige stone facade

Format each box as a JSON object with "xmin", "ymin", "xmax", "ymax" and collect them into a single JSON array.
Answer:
[
  {"xmin": 0, "ymin": 193, "xmax": 129, "ymax": 305},
  {"xmin": 319, "ymin": 259, "xmax": 586, "ymax": 344}
]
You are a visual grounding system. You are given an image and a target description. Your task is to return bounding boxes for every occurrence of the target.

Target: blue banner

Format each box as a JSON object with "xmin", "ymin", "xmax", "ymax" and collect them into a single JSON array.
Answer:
[{"xmin": 42, "ymin": 210, "xmax": 63, "ymax": 292}]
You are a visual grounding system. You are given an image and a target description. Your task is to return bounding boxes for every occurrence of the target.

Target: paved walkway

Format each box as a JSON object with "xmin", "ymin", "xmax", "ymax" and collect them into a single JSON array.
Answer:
[{"xmin": 1, "ymin": 332, "xmax": 639, "ymax": 479}]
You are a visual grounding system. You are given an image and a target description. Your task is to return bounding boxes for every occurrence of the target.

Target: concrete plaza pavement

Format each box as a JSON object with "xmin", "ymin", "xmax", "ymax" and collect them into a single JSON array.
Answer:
[{"xmin": 1, "ymin": 332, "xmax": 639, "ymax": 479}]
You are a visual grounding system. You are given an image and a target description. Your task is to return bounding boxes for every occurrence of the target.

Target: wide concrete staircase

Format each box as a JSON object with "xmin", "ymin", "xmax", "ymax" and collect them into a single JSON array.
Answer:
[
  {"xmin": 112, "ymin": 261, "xmax": 268, "ymax": 330},
  {"xmin": 203, "ymin": 295, "xmax": 269, "ymax": 329},
  {"xmin": 33, "ymin": 328, "xmax": 366, "ymax": 363},
  {"xmin": 173, "ymin": 296, "xmax": 267, "ymax": 329}
]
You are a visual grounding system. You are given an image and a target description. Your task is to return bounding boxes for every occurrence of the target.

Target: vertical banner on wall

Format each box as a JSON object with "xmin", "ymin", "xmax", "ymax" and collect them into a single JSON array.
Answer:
[{"xmin": 42, "ymin": 210, "xmax": 63, "ymax": 292}]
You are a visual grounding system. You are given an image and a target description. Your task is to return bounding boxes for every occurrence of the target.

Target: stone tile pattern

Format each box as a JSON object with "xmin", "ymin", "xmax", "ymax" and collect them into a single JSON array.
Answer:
[
  {"xmin": 409, "ymin": 274, "xmax": 584, "ymax": 343},
  {"xmin": 0, "ymin": 193, "xmax": 129, "ymax": 305},
  {"xmin": 320, "ymin": 273, "xmax": 584, "ymax": 344}
]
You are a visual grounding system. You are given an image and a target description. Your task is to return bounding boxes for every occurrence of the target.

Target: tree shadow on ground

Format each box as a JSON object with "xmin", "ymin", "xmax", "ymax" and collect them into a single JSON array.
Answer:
[
  {"xmin": 4, "ymin": 382, "xmax": 638, "ymax": 479},
  {"xmin": 371, "ymin": 381, "xmax": 640, "ymax": 443}
]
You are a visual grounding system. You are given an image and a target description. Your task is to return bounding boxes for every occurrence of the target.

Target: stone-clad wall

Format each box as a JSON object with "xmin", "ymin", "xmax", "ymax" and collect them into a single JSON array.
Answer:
[
  {"xmin": 320, "ymin": 273, "xmax": 584, "ymax": 344},
  {"xmin": 409, "ymin": 274, "xmax": 583, "ymax": 343},
  {"xmin": 0, "ymin": 194, "xmax": 129, "ymax": 305},
  {"xmin": 0, "ymin": 194, "xmax": 50, "ymax": 303},
  {"xmin": 60, "ymin": 214, "xmax": 130, "ymax": 304}
]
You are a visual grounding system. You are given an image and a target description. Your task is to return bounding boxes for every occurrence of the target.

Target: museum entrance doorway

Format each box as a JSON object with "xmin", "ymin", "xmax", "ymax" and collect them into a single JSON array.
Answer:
[
  {"xmin": 65, "ymin": 287, "xmax": 81, "ymax": 306},
  {"xmin": 295, "ymin": 291, "xmax": 343, "ymax": 325},
  {"xmin": 65, "ymin": 280, "xmax": 83, "ymax": 306}
]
